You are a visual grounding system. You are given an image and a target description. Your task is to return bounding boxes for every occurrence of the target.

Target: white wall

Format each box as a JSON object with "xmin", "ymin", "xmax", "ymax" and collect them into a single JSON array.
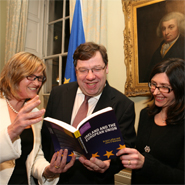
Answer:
[{"xmin": 107, "ymin": 0, "xmax": 148, "ymax": 130}]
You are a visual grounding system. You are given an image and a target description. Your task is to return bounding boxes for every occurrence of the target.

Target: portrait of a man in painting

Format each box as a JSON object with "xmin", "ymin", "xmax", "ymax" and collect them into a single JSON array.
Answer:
[
  {"xmin": 142, "ymin": 11, "xmax": 185, "ymax": 82},
  {"xmin": 122, "ymin": 0, "xmax": 185, "ymax": 96}
]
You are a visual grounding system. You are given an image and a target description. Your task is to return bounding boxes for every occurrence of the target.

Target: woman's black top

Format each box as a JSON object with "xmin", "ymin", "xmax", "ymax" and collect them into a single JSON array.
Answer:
[
  {"xmin": 132, "ymin": 108, "xmax": 184, "ymax": 184},
  {"xmin": 8, "ymin": 128, "xmax": 33, "ymax": 185}
]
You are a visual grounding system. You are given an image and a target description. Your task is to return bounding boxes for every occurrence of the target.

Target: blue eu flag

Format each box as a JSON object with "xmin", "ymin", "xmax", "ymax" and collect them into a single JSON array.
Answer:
[{"xmin": 64, "ymin": 0, "xmax": 85, "ymax": 84}]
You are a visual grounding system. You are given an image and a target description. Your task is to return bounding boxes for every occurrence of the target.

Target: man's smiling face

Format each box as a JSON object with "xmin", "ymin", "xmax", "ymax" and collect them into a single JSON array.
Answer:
[{"xmin": 75, "ymin": 51, "xmax": 108, "ymax": 97}]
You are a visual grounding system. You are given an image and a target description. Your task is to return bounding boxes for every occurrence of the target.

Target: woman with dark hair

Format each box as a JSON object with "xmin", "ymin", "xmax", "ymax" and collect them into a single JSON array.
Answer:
[
  {"xmin": 117, "ymin": 58, "xmax": 184, "ymax": 184},
  {"xmin": 0, "ymin": 52, "xmax": 75, "ymax": 185}
]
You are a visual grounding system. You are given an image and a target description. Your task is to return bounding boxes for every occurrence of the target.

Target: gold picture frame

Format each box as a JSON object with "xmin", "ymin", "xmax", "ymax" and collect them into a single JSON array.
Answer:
[{"xmin": 122, "ymin": 0, "xmax": 185, "ymax": 96}]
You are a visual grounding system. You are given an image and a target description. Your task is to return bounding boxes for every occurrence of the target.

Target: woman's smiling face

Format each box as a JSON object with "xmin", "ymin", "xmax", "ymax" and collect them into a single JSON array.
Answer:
[
  {"xmin": 151, "ymin": 72, "xmax": 175, "ymax": 109},
  {"xmin": 17, "ymin": 67, "xmax": 43, "ymax": 100}
]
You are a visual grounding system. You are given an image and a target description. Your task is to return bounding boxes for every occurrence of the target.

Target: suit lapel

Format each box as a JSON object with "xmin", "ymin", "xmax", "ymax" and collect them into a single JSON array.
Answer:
[
  {"xmin": 0, "ymin": 98, "xmax": 11, "ymax": 129},
  {"xmin": 62, "ymin": 82, "xmax": 78, "ymax": 124},
  {"xmin": 93, "ymin": 82, "xmax": 114, "ymax": 112}
]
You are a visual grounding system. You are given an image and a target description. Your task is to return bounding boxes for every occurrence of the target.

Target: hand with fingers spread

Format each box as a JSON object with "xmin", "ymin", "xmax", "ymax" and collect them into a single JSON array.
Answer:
[
  {"xmin": 7, "ymin": 95, "xmax": 45, "ymax": 141},
  {"xmin": 116, "ymin": 147, "xmax": 145, "ymax": 169},
  {"xmin": 43, "ymin": 149, "xmax": 76, "ymax": 178},
  {"xmin": 79, "ymin": 156, "xmax": 110, "ymax": 173}
]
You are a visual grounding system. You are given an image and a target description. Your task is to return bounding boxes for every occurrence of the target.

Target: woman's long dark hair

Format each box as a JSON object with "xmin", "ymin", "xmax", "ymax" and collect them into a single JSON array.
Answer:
[{"xmin": 147, "ymin": 58, "xmax": 185, "ymax": 125}]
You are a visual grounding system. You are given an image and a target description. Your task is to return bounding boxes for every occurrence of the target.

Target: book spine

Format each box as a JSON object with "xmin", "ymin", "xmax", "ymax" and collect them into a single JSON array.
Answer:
[
  {"xmin": 77, "ymin": 137, "xmax": 88, "ymax": 154},
  {"xmin": 74, "ymin": 130, "xmax": 81, "ymax": 138},
  {"xmin": 73, "ymin": 131, "xmax": 88, "ymax": 154}
]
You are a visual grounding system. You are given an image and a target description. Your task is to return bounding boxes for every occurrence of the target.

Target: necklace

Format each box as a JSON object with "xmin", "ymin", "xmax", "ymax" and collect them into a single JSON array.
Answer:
[
  {"xmin": 3, "ymin": 93, "xmax": 18, "ymax": 114},
  {"xmin": 6, "ymin": 99, "xmax": 18, "ymax": 114}
]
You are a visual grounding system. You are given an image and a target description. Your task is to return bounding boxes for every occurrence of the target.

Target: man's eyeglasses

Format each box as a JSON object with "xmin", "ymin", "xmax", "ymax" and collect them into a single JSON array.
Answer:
[
  {"xmin": 76, "ymin": 65, "xmax": 106, "ymax": 75},
  {"xmin": 148, "ymin": 82, "xmax": 173, "ymax": 93},
  {"xmin": 26, "ymin": 75, "xmax": 46, "ymax": 82}
]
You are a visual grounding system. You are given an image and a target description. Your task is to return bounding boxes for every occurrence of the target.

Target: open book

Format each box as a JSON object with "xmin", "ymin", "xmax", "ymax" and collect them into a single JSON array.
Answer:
[{"xmin": 44, "ymin": 107, "xmax": 125, "ymax": 161}]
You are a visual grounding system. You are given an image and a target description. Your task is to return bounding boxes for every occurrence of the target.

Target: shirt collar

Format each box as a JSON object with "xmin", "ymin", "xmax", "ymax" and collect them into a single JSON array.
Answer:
[
  {"xmin": 77, "ymin": 87, "xmax": 102, "ymax": 100},
  {"xmin": 165, "ymin": 34, "xmax": 179, "ymax": 46}
]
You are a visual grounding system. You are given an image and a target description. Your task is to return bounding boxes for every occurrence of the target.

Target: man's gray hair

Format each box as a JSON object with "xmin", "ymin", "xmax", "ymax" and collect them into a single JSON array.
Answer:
[{"xmin": 156, "ymin": 12, "xmax": 185, "ymax": 37}]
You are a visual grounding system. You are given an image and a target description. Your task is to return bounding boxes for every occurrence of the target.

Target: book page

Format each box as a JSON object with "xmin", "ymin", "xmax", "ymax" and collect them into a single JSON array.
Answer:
[
  {"xmin": 77, "ymin": 107, "xmax": 113, "ymax": 130},
  {"xmin": 44, "ymin": 117, "xmax": 77, "ymax": 133}
]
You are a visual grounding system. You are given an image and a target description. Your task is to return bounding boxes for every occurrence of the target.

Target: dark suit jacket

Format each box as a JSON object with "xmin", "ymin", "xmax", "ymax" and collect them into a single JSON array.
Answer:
[
  {"xmin": 42, "ymin": 81, "xmax": 136, "ymax": 184},
  {"xmin": 143, "ymin": 35, "xmax": 185, "ymax": 82}
]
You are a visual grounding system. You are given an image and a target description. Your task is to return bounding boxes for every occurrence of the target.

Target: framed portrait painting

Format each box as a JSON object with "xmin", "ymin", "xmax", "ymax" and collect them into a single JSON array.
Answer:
[{"xmin": 122, "ymin": 0, "xmax": 185, "ymax": 96}]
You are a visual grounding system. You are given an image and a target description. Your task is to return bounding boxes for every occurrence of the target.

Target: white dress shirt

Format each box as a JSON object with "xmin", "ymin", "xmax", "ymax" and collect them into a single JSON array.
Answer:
[{"xmin": 71, "ymin": 87, "xmax": 102, "ymax": 125}]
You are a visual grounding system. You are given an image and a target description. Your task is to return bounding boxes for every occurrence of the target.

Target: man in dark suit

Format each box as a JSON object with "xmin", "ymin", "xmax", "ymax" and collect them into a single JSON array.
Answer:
[
  {"xmin": 42, "ymin": 42, "xmax": 136, "ymax": 184},
  {"xmin": 144, "ymin": 12, "xmax": 185, "ymax": 82}
]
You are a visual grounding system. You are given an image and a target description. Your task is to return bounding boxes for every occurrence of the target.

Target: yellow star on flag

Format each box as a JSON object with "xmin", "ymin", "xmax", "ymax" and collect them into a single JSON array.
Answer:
[
  {"xmin": 103, "ymin": 151, "xmax": 114, "ymax": 159},
  {"xmin": 64, "ymin": 78, "xmax": 70, "ymax": 84},
  {"xmin": 68, "ymin": 152, "xmax": 74, "ymax": 157},
  {"xmin": 92, "ymin": 152, "xmax": 100, "ymax": 158},
  {"xmin": 58, "ymin": 151, "xmax": 64, "ymax": 157},
  {"xmin": 117, "ymin": 144, "xmax": 126, "ymax": 150},
  {"xmin": 58, "ymin": 151, "xmax": 74, "ymax": 157},
  {"xmin": 57, "ymin": 151, "xmax": 64, "ymax": 157}
]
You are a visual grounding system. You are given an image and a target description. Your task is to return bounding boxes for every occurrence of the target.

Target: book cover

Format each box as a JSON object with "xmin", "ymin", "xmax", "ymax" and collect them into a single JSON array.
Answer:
[{"xmin": 44, "ymin": 107, "xmax": 126, "ymax": 161}]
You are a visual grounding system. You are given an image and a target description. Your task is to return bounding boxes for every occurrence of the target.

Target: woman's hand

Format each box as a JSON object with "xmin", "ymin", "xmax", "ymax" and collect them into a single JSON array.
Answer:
[
  {"xmin": 8, "ymin": 95, "xmax": 45, "ymax": 141},
  {"xmin": 43, "ymin": 149, "xmax": 76, "ymax": 178},
  {"xmin": 79, "ymin": 156, "xmax": 110, "ymax": 173},
  {"xmin": 116, "ymin": 147, "xmax": 145, "ymax": 169}
]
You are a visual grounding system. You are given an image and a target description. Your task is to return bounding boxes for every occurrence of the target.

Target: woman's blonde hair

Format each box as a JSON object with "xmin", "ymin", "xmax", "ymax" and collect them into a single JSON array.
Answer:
[{"xmin": 0, "ymin": 52, "xmax": 46, "ymax": 100}]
